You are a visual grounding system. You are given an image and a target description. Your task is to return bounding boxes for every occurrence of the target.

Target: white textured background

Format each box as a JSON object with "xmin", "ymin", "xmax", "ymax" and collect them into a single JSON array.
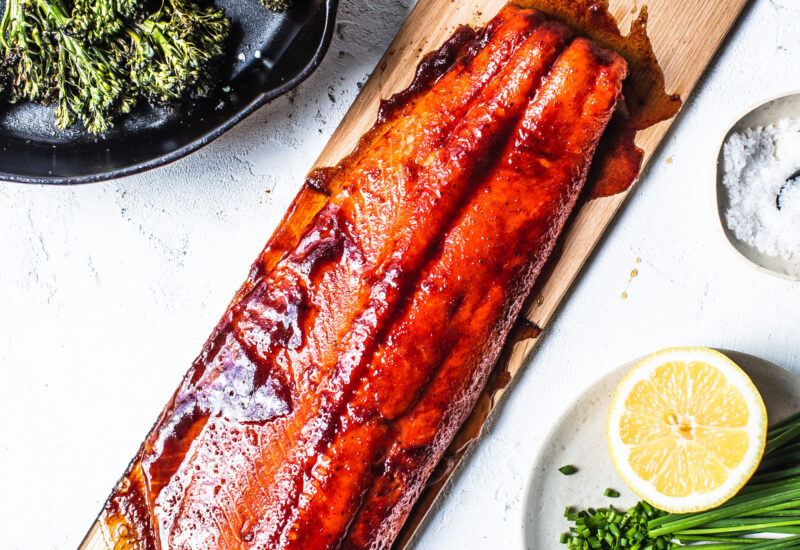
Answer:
[{"xmin": 2, "ymin": 0, "xmax": 800, "ymax": 548}]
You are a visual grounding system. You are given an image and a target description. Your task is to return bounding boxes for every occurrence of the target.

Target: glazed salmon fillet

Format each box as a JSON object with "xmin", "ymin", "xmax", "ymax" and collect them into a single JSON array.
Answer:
[{"xmin": 98, "ymin": 5, "xmax": 627, "ymax": 550}]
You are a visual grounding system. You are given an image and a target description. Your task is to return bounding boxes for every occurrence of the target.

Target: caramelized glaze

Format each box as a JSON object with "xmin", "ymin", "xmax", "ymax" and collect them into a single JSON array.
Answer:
[
  {"xmin": 99, "ymin": 5, "xmax": 636, "ymax": 549},
  {"xmin": 518, "ymin": 0, "xmax": 682, "ymax": 199},
  {"xmin": 395, "ymin": 1, "xmax": 682, "ymax": 545}
]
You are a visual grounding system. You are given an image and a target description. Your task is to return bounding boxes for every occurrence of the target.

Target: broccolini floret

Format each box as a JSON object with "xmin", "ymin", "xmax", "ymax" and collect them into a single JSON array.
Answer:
[
  {"xmin": 0, "ymin": 0, "xmax": 231, "ymax": 133},
  {"xmin": 125, "ymin": 0, "xmax": 230, "ymax": 104},
  {"xmin": 67, "ymin": 0, "xmax": 143, "ymax": 44},
  {"xmin": 261, "ymin": 0, "xmax": 293, "ymax": 12},
  {"xmin": 25, "ymin": 0, "xmax": 137, "ymax": 132}
]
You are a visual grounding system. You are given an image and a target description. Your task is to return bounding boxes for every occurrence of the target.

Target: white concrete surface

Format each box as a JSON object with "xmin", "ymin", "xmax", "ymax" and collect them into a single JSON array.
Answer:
[{"xmin": 1, "ymin": 1, "xmax": 799, "ymax": 548}]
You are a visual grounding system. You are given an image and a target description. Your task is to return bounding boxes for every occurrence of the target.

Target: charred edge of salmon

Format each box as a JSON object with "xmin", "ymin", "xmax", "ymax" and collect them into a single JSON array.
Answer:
[
  {"xmin": 376, "ymin": 25, "xmax": 480, "ymax": 126},
  {"xmin": 302, "ymin": 4, "xmax": 532, "ymax": 202},
  {"xmin": 100, "ymin": 462, "xmax": 157, "ymax": 550}
]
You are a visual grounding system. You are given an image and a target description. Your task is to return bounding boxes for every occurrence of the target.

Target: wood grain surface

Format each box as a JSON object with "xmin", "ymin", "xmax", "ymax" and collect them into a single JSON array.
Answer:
[{"xmin": 79, "ymin": 0, "xmax": 750, "ymax": 548}]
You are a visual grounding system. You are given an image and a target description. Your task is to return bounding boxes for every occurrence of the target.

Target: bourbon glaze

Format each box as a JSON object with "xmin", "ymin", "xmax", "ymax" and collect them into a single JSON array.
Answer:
[
  {"xmin": 101, "ymin": 12, "xmax": 547, "ymax": 549},
  {"xmin": 395, "ymin": 2, "xmax": 680, "ymax": 546},
  {"xmin": 517, "ymin": 0, "xmax": 682, "ymax": 200},
  {"xmin": 95, "ymin": 3, "xmax": 670, "ymax": 549}
]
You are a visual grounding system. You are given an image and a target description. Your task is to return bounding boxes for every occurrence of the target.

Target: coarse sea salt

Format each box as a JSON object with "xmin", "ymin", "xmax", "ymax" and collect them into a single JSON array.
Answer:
[{"xmin": 722, "ymin": 117, "xmax": 800, "ymax": 260}]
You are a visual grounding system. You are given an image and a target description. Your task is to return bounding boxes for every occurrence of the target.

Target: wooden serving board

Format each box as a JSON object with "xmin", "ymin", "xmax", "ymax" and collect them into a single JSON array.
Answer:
[{"xmin": 80, "ymin": 0, "xmax": 749, "ymax": 548}]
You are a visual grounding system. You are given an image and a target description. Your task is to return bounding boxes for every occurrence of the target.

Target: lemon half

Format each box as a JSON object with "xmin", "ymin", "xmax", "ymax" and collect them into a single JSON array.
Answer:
[{"xmin": 607, "ymin": 347, "xmax": 767, "ymax": 513}]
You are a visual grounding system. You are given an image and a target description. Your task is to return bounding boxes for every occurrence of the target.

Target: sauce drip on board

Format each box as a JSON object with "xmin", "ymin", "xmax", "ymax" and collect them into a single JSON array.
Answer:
[{"xmin": 516, "ymin": 0, "xmax": 681, "ymax": 200}]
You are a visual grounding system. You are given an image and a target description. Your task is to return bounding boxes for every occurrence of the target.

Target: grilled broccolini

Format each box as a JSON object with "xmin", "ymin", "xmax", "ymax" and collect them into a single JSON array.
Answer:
[
  {"xmin": 126, "ymin": 0, "xmax": 230, "ymax": 105},
  {"xmin": 0, "ymin": 0, "xmax": 230, "ymax": 133},
  {"xmin": 0, "ymin": 0, "xmax": 59, "ymax": 103}
]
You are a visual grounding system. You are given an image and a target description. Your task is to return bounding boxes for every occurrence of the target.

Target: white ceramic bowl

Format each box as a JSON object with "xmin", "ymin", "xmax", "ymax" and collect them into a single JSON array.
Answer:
[{"xmin": 715, "ymin": 92, "xmax": 800, "ymax": 280}]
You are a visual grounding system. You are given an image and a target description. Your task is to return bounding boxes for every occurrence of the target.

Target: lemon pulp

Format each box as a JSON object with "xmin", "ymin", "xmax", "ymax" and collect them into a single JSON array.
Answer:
[{"xmin": 607, "ymin": 348, "xmax": 767, "ymax": 513}]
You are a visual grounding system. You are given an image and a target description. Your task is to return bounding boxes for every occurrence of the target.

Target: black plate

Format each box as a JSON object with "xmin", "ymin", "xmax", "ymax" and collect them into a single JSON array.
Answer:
[{"xmin": 0, "ymin": 0, "xmax": 338, "ymax": 184}]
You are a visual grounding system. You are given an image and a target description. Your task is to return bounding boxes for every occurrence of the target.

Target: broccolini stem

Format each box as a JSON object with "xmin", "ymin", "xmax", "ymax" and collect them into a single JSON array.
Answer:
[{"xmin": 0, "ymin": 0, "xmax": 17, "ymax": 49}]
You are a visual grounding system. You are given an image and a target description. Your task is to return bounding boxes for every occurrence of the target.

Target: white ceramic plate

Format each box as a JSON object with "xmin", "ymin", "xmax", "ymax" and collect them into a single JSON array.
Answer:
[
  {"xmin": 715, "ymin": 92, "xmax": 800, "ymax": 280},
  {"xmin": 521, "ymin": 350, "xmax": 800, "ymax": 549}
]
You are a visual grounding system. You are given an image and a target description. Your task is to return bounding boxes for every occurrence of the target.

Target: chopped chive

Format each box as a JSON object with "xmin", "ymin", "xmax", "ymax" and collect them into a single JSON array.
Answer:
[
  {"xmin": 559, "ymin": 465, "xmax": 577, "ymax": 475},
  {"xmin": 604, "ymin": 488, "xmax": 620, "ymax": 498}
]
